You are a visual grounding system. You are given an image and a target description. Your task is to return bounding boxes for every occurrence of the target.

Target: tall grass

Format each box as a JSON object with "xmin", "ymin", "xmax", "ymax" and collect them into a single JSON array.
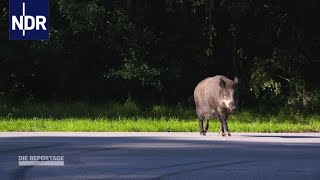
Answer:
[{"xmin": 0, "ymin": 100, "xmax": 195, "ymax": 119}]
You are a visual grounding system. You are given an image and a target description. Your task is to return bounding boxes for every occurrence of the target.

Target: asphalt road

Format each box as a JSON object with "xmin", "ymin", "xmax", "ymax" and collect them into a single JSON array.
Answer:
[{"xmin": 0, "ymin": 132, "xmax": 320, "ymax": 180}]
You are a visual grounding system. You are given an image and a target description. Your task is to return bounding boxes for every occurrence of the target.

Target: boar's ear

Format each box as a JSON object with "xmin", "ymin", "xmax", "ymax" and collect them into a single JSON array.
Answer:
[
  {"xmin": 219, "ymin": 79, "xmax": 226, "ymax": 88},
  {"xmin": 234, "ymin": 76, "xmax": 239, "ymax": 85}
]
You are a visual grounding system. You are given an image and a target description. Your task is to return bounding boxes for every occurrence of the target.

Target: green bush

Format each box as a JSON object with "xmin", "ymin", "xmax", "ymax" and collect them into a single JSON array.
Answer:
[{"xmin": 249, "ymin": 48, "xmax": 320, "ymax": 115}]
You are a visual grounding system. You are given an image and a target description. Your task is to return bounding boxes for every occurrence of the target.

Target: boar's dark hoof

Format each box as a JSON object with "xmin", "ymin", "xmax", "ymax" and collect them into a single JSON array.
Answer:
[
  {"xmin": 220, "ymin": 132, "xmax": 231, "ymax": 137},
  {"xmin": 200, "ymin": 131, "xmax": 206, "ymax": 136},
  {"xmin": 221, "ymin": 132, "xmax": 228, "ymax": 137}
]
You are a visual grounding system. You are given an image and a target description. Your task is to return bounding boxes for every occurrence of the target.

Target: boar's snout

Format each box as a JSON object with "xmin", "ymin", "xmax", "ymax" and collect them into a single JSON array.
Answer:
[
  {"xmin": 230, "ymin": 106, "xmax": 237, "ymax": 113},
  {"xmin": 229, "ymin": 102, "xmax": 237, "ymax": 113}
]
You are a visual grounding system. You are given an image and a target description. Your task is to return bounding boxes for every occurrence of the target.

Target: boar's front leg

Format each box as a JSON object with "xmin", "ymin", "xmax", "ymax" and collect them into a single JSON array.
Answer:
[
  {"xmin": 218, "ymin": 115, "xmax": 231, "ymax": 137},
  {"xmin": 219, "ymin": 123, "xmax": 224, "ymax": 135},
  {"xmin": 225, "ymin": 120, "xmax": 231, "ymax": 136}
]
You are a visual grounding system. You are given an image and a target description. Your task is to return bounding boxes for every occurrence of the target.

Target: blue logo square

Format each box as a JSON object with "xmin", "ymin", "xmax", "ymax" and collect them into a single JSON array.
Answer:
[{"xmin": 9, "ymin": 0, "xmax": 50, "ymax": 40}]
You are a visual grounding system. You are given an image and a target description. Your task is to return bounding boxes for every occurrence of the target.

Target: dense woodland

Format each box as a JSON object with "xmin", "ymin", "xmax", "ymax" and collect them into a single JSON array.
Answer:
[{"xmin": 1, "ymin": 0, "xmax": 320, "ymax": 114}]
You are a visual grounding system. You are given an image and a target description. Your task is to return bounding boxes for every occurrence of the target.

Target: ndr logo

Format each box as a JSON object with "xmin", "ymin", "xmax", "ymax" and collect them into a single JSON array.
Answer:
[{"xmin": 9, "ymin": 0, "xmax": 49, "ymax": 40}]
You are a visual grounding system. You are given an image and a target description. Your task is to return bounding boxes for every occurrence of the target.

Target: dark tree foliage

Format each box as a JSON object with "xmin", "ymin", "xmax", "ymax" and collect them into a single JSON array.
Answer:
[{"xmin": 1, "ymin": 0, "xmax": 320, "ymax": 113}]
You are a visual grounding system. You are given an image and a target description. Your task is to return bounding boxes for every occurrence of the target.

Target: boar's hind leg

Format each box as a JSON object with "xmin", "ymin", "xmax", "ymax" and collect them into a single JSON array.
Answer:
[
  {"xmin": 203, "ymin": 117, "xmax": 209, "ymax": 135},
  {"xmin": 198, "ymin": 117, "xmax": 205, "ymax": 136}
]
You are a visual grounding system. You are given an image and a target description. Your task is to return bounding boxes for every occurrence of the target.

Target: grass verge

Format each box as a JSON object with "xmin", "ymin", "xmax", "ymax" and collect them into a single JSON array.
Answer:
[
  {"xmin": 0, "ymin": 101, "xmax": 319, "ymax": 132},
  {"xmin": 1, "ymin": 116, "xmax": 320, "ymax": 132}
]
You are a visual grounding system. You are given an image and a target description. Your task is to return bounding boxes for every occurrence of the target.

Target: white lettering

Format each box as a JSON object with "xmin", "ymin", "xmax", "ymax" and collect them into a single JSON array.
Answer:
[
  {"xmin": 36, "ymin": 16, "xmax": 47, "ymax": 30},
  {"xmin": 24, "ymin": 16, "xmax": 35, "ymax": 30},
  {"xmin": 12, "ymin": 16, "xmax": 23, "ymax": 30},
  {"xmin": 18, "ymin": 156, "xmax": 28, "ymax": 161}
]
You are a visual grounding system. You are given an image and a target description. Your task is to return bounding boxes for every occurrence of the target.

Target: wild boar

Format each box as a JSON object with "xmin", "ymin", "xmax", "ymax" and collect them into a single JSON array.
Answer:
[{"xmin": 194, "ymin": 75, "xmax": 239, "ymax": 136}]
